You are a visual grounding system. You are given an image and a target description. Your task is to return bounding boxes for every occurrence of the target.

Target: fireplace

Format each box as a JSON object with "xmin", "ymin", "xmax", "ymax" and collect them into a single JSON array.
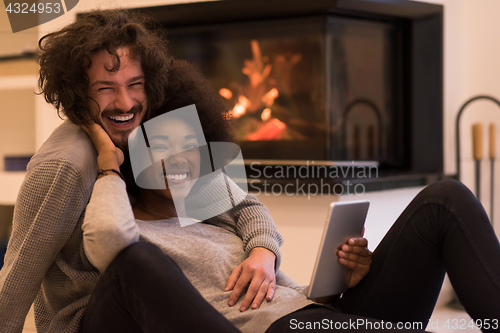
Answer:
[{"xmin": 135, "ymin": 0, "xmax": 444, "ymax": 189}]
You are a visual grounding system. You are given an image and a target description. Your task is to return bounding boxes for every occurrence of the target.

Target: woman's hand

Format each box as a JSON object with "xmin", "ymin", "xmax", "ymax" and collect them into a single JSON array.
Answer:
[
  {"xmin": 225, "ymin": 247, "xmax": 276, "ymax": 312},
  {"xmin": 338, "ymin": 237, "xmax": 372, "ymax": 288},
  {"xmin": 81, "ymin": 123, "xmax": 124, "ymax": 171}
]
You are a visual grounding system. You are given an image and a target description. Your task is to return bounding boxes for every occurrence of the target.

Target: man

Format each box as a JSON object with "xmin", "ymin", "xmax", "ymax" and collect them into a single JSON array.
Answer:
[{"xmin": 0, "ymin": 10, "xmax": 282, "ymax": 332}]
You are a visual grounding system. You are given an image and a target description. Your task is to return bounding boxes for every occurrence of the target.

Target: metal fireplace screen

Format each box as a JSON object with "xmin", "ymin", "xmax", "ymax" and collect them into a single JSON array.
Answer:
[{"xmin": 167, "ymin": 16, "xmax": 399, "ymax": 166}]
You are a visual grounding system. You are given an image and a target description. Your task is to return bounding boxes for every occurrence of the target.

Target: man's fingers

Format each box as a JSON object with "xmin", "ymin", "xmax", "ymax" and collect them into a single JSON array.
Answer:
[
  {"xmin": 233, "ymin": 272, "xmax": 258, "ymax": 310},
  {"xmin": 225, "ymin": 265, "xmax": 242, "ymax": 292},
  {"xmin": 266, "ymin": 278, "xmax": 276, "ymax": 301},
  {"xmin": 226, "ymin": 247, "xmax": 277, "ymax": 310},
  {"xmin": 234, "ymin": 277, "xmax": 277, "ymax": 311},
  {"xmin": 241, "ymin": 279, "xmax": 266, "ymax": 311},
  {"xmin": 228, "ymin": 269, "xmax": 251, "ymax": 307}
]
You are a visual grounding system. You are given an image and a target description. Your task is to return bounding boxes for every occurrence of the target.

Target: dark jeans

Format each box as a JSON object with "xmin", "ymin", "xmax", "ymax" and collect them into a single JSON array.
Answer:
[{"xmin": 80, "ymin": 180, "xmax": 500, "ymax": 332}]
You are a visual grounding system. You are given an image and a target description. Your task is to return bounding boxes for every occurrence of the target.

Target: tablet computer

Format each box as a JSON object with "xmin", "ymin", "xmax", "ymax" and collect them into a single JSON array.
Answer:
[{"xmin": 306, "ymin": 200, "xmax": 370, "ymax": 300}]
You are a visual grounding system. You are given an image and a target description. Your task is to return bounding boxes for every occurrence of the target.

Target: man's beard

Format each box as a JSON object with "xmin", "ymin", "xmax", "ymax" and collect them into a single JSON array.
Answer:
[{"xmin": 112, "ymin": 132, "xmax": 131, "ymax": 152}]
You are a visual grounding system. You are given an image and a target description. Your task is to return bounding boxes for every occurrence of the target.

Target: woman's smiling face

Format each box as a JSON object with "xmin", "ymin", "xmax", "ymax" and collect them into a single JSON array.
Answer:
[{"xmin": 146, "ymin": 117, "xmax": 201, "ymax": 201}]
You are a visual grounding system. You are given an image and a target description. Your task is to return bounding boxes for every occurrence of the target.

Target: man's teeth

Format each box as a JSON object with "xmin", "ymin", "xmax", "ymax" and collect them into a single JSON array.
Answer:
[
  {"xmin": 108, "ymin": 114, "xmax": 134, "ymax": 123},
  {"xmin": 167, "ymin": 174, "xmax": 188, "ymax": 181}
]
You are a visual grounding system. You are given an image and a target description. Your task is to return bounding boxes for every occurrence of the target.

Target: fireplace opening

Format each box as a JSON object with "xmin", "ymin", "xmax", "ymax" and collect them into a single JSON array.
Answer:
[
  {"xmin": 132, "ymin": 0, "xmax": 444, "ymax": 189},
  {"xmin": 168, "ymin": 16, "xmax": 397, "ymax": 164}
]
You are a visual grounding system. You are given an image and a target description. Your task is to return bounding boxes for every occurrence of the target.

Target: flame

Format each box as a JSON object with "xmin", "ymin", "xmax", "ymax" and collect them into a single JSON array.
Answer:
[
  {"xmin": 239, "ymin": 95, "xmax": 250, "ymax": 109},
  {"xmin": 262, "ymin": 88, "xmax": 279, "ymax": 107},
  {"xmin": 246, "ymin": 118, "xmax": 286, "ymax": 141},
  {"xmin": 242, "ymin": 40, "xmax": 272, "ymax": 88},
  {"xmin": 232, "ymin": 104, "xmax": 245, "ymax": 118},
  {"xmin": 230, "ymin": 95, "xmax": 250, "ymax": 119},
  {"xmin": 219, "ymin": 88, "xmax": 233, "ymax": 99},
  {"xmin": 223, "ymin": 40, "xmax": 286, "ymax": 142},
  {"xmin": 261, "ymin": 108, "xmax": 271, "ymax": 121}
]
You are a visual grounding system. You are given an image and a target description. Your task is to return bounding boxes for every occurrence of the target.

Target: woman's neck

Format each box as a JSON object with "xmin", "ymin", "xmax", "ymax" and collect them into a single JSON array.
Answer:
[{"xmin": 133, "ymin": 189, "xmax": 185, "ymax": 220}]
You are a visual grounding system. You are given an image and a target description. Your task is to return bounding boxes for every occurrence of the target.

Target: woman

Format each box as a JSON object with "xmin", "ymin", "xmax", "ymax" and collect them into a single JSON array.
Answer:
[{"xmin": 80, "ymin": 59, "xmax": 500, "ymax": 332}]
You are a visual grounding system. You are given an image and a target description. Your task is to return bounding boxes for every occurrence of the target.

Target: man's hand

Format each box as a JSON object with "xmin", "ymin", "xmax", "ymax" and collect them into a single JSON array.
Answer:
[
  {"xmin": 337, "ymin": 237, "xmax": 372, "ymax": 288},
  {"xmin": 225, "ymin": 247, "xmax": 276, "ymax": 312}
]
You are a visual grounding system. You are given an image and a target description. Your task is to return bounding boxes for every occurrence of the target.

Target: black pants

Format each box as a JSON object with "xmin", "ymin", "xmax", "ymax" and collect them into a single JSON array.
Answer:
[{"xmin": 80, "ymin": 180, "xmax": 500, "ymax": 332}]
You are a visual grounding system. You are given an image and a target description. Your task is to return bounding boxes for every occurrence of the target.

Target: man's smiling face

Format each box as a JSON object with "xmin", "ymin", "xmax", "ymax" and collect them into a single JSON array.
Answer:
[{"xmin": 86, "ymin": 46, "xmax": 147, "ymax": 149}]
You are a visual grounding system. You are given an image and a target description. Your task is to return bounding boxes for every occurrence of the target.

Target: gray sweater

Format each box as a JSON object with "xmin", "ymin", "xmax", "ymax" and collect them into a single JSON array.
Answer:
[
  {"xmin": 0, "ymin": 121, "xmax": 286, "ymax": 333},
  {"xmin": 83, "ymin": 176, "xmax": 314, "ymax": 332}
]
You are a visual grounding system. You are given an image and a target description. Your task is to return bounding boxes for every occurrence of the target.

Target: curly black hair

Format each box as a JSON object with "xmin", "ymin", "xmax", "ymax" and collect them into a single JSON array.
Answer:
[
  {"xmin": 149, "ymin": 58, "xmax": 234, "ymax": 143},
  {"xmin": 37, "ymin": 9, "xmax": 170, "ymax": 124}
]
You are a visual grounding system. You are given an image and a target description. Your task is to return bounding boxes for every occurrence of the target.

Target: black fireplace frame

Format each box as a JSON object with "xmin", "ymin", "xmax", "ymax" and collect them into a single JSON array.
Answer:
[{"xmin": 130, "ymin": 0, "xmax": 444, "ymax": 190}]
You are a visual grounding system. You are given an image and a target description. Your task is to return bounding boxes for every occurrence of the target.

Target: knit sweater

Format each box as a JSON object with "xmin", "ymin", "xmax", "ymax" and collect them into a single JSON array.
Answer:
[
  {"xmin": 0, "ymin": 121, "xmax": 284, "ymax": 333},
  {"xmin": 83, "ymin": 175, "xmax": 314, "ymax": 332}
]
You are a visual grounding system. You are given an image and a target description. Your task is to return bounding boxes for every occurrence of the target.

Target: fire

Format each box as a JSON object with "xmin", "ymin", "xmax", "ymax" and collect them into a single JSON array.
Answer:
[
  {"xmin": 242, "ymin": 40, "xmax": 272, "ymax": 88},
  {"xmin": 247, "ymin": 118, "xmax": 286, "ymax": 141},
  {"xmin": 222, "ymin": 39, "xmax": 295, "ymax": 140},
  {"xmin": 262, "ymin": 88, "xmax": 278, "ymax": 107},
  {"xmin": 219, "ymin": 88, "xmax": 233, "ymax": 99},
  {"xmin": 261, "ymin": 108, "xmax": 271, "ymax": 121},
  {"xmin": 230, "ymin": 95, "xmax": 250, "ymax": 119}
]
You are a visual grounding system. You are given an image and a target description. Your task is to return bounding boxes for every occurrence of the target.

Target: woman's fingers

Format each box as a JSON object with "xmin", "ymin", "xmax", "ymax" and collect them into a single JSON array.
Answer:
[
  {"xmin": 337, "ymin": 237, "xmax": 372, "ymax": 265},
  {"xmin": 348, "ymin": 237, "xmax": 368, "ymax": 247},
  {"xmin": 338, "ymin": 239, "xmax": 372, "ymax": 288},
  {"xmin": 115, "ymin": 147, "xmax": 125, "ymax": 165},
  {"xmin": 338, "ymin": 250, "xmax": 372, "ymax": 265},
  {"xmin": 340, "ymin": 244, "xmax": 372, "ymax": 257},
  {"xmin": 81, "ymin": 123, "xmax": 125, "ymax": 167}
]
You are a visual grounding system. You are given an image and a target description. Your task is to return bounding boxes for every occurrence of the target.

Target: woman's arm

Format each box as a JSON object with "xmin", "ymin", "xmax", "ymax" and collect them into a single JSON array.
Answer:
[
  {"xmin": 81, "ymin": 123, "xmax": 140, "ymax": 273},
  {"xmin": 201, "ymin": 180, "xmax": 284, "ymax": 312},
  {"xmin": 82, "ymin": 175, "xmax": 140, "ymax": 273}
]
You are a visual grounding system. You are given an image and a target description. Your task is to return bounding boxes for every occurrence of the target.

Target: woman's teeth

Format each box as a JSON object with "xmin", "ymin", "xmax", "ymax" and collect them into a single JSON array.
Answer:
[
  {"xmin": 108, "ymin": 114, "xmax": 134, "ymax": 124},
  {"xmin": 167, "ymin": 174, "xmax": 188, "ymax": 181}
]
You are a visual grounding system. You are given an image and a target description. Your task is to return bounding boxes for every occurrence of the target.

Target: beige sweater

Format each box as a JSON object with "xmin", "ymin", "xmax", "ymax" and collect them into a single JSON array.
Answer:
[{"xmin": 0, "ymin": 121, "xmax": 284, "ymax": 333}]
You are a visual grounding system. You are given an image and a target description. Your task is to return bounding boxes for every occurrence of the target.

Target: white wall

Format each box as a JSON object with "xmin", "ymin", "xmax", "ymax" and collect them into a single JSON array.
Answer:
[
  {"xmin": 416, "ymin": 0, "xmax": 500, "ymax": 225},
  {"xmin": 0, "ymin": 6, "xmax": 38, "ymax": 56}
]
